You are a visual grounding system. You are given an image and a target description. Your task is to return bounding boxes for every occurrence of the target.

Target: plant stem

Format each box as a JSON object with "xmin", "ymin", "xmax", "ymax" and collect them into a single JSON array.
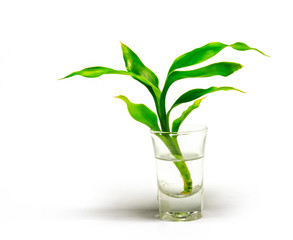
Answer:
[
  {"xmin": 159, "ymin": 85, "xmax": 170, "ymax": 132},
  {"xmin": 155, "ymin": 83, "xmax": 193, "ymax": 194},
  {"xmin": 173, "ymin": 161, "xmax": 193, "ymax": 194},
  {"xmin": 157, "ymin": 134, "xmax": 193, "ymax": 194}
]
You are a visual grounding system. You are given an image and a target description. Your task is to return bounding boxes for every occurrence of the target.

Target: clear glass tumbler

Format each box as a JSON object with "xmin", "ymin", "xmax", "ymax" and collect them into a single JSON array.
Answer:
[{"xmin": 150, "ymin": 125, "xmax": 208, "ymax": 221}]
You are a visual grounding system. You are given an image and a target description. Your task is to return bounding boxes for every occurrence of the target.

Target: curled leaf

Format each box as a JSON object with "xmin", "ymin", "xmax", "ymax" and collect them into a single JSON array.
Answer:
[
  {"xmin": 169, "ymin": 86, "xmax": 245, "ymax": 114},
  {"xmin": 60, "ymin": 66, "xmax": 121, "ymax": 79},
  {"xmin": 168, "ymin": 42, "xmax": 228, "ymax": 74},
  {"xmin": 230, "ymin": 42, "xmax": 269, "ymax": 57},
  {"xmin": 121, "ymin": 42, "xmax": 159, "ymax": 87},
  {"xmin": 168, "ymin": 41, "xmax": 268, "ymax": 74},
  {"xmin": 166, "ymin": 62, "xmax": 243, "ymax": 91},
  {"xmin": 59, "ymin": 66, "xmax": 161, "ymax": 99},
  {"xmin": 115, "ymin": 95, "xmax": 160, "ymax": 131},
  {"xmin": 172, "ymin": 98, "xmax": 205, "ymax": 133}
]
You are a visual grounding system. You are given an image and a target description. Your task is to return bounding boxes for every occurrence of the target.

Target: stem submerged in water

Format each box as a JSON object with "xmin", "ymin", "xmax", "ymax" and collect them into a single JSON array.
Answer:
[
  {"xmin": 173, "ymin": 161, "xmax": 193, "ymax": 194},
  {"xmin": 157, "ymin": 134, "xmax": 193, "ymax": 194}
]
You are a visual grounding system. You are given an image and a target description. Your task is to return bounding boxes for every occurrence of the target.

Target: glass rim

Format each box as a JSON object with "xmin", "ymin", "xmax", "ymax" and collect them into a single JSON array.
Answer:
[{"xmin": 150, "ymin": 124, "xmax": 208, "ymax": 135}]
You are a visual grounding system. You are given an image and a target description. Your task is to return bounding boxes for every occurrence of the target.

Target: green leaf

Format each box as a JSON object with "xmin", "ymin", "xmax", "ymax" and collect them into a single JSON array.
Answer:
[
  {"xmin": 169, "ymin": 86, "xmax": 244, "ymax": 113},
  {"xmin": 168, "ymin": 42, "xmax": 268, "ymax": 74},
  {"xmin": 172, "ymin": 98, "xmax": 205, "ymax": 133},
  {"xmin": 60, "ymin": 66, "xmax": 151, "ymax": 85},
  {"xmin": 121, "ymin": 42, "xmax": 159, "ymax": 87},
  {"xmin": 168, "ymin": 42, "xmax": 228, "ymax": 74},
  {"xmin": 166, "ymin": 62, "xmax": 243, "ymax": 90},
  {"xmin": 230, "ymin": 42, "xmax": 269, "ymax": 57},
  {"xmin": 59, "ymin": 66, "xmax": 161, "ymax": 97},
  {"xmin": 115, "ymin": 95, "xmax": 160, "ymax": 131}
]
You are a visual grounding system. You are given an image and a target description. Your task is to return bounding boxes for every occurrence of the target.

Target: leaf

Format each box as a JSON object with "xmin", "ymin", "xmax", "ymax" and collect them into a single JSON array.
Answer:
[
  {"xmin": 168, "ymin": 42, "xmax": 228, "ymax": 74},
  {"xmin": 59, "ymin": 66, "xmax": 161, "ymax": 97},
  {"xmin": 230, "ymin": 42, "xmax": 269, "ymax": 57},
  {"xmin": 60, "ymin": 66, "xmax": 146, "ymax": 84},
  {"xmin": 166, "ymin": 62, "xmax": 243, "ymax": 91},
  {"xmin": 172, "ymin": 98, "xmax": 205, "ymax": 133},
  {"xmin": 115, "ymin": 95, "xmax": 160, "ymax": 131},
  {"xmin": 168, "ymin": 42, "xmax": 268, "ymax": 74},
  {"xmin": 121, "ymin": 42, "xmax": 159, "ymax": 87},
  {"xmin": 169, "ymin": 86, "xmax": 244, "ymax": 114}
]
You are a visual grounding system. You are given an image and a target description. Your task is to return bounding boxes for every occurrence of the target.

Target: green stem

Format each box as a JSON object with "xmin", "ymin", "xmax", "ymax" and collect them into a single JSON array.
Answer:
[
  {"xmin": 155, "ymin": 83, "xmax": 193, "ymax": 194},
  {"xmin": 159, "ymin": 85, "xmax": 170, "ymax": 132},
  {"xmin": 173, "ymin": 161, "xmax": 193, "ymax": 194},
  {"xmin": 157, "ymin": 134, "xmax": 193, "ymax": 194}
]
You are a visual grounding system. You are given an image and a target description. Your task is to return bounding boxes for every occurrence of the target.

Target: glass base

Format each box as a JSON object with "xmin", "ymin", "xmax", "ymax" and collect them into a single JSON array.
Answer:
[
  {"xmin": 160, "ymin": 211, "xmax": 202, "ymax": 221},
  {"xmin": 158, "ymin": 188, "xmax": 203, "ymax": 221}
]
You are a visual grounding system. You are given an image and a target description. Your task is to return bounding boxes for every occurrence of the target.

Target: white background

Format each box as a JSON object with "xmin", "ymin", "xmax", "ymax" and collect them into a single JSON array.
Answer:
[{"xmin": 1, "ymin": 0, "xmax": 292, "ymax": 239}]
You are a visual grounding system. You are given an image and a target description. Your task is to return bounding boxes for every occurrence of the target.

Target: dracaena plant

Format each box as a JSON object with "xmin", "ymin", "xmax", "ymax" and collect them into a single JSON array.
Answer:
[{"xmin": 60, "ymin": 42, "xmax": 267, "ymax": 194}]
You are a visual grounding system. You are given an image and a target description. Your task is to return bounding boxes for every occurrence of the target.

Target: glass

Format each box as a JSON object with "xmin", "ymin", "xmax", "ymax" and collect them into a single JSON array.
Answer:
[{"xmin": 150, "ymin": 124, "xmax": 208, "ymax": 221}]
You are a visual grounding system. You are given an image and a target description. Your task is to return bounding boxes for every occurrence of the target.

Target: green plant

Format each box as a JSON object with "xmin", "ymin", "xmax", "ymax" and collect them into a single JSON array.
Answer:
[{"xmin": 60, "ymin": 42, "xmax": 267, "ymax": 194}]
